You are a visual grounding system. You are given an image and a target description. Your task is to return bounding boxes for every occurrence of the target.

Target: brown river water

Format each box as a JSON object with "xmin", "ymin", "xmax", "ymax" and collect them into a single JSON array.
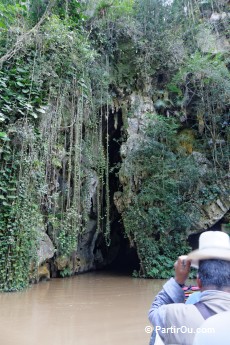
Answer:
[{"xmin": 0, "ymin": 272, "xmax": 166, "ymax": 345}]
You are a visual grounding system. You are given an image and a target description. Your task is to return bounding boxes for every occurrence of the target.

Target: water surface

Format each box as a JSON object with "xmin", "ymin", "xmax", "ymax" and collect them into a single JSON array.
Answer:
[{"xmin": 0, "ymin": 272, "xmax": 166, "ymax": 345}]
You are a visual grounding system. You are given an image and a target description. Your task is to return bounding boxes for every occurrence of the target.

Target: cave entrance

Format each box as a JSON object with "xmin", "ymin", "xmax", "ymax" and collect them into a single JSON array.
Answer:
[
  {"xmin": 97, "ymin": 107, "xmax": 140, "ymax": 275},
  {"xmin": 106, "ymin": 220, "xmax": 140, "ymax": 274},
  {"xmin": 188, "ymin": 220, "xmax": 225, "ymax": 251}
]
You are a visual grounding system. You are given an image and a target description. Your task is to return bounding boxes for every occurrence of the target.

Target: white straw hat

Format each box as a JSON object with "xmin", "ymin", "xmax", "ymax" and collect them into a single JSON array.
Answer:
[{"xmin": 187, "ymin": 231, "xmax": 230, "ymax": 268}]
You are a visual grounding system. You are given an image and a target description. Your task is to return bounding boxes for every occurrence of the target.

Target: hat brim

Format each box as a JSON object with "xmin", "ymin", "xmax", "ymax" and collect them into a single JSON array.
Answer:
[{"xmin": 187, "ymin": 248, "xmax": 230, "ymax": 269}]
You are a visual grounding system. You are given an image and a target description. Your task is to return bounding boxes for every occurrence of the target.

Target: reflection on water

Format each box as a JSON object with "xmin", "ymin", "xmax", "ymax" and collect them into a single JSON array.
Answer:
[{"xmin": 0, "ymin": 272, "xmax": 166, "ymax": 345}]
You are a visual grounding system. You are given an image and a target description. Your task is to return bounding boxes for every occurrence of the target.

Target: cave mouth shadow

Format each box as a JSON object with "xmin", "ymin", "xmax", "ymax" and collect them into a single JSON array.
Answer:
[
  {"xmin": 95, "ymin": 107, "xmax": 140, "ymax": 275},
  {"xmin": 95, "ymin": 219, "xmax": 140, "ymax": 276},
  {"xmin": 107, "ymin": 226, "xmax": 140, "ymax": 275},
  {"xmin": 188, "ymin": 221, "xmax": 224, "ymax": 251},
  {"xmin": 107, "ymin": 244, "xmax": 140, "ymax": 275}
]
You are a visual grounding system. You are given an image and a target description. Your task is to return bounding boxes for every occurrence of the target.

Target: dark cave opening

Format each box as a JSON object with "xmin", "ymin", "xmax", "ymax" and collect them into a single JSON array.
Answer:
[
  {"xmin": 188, "ymin": 220, "xmax": 225, "ymax": 251},
  {"xmin": 97, "ymin": 107, "xmax": 140, "ymax": 275},
  {"xmin": 106, "ymin": 221, "xmax": 140, "ymax": 274}
]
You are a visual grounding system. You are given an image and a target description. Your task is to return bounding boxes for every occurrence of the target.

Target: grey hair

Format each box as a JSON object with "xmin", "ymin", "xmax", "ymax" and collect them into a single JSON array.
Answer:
[{"xmin": 198, "ymin": 259, "xmax": 230, "ymax": 289}]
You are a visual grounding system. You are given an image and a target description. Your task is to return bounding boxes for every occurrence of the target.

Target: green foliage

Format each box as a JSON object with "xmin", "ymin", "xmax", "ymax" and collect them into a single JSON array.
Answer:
[
  {"xmin": 173, "ymin": 52, "xmax": 230, "ymax": 103},
  {"xmin": 0, "ymin": 0, "xmax": 112, "ymax": 287},
  {"xmin": 54, "ymin": 0, "xmax": 86, "ymax": 25},
  {"xmin": 32, "ymin": 14, "xmax": 96, "ymax": 94},
  {"xmin": 59, "ymin": 266, "xmax": 73, "ymax": 278},
  {"xmin": 16, "ymin": 0, "xmax": 86, "ymax": 28},
  {"xmin": 121, "ymin": 115, "xmax": 202, "ymax": 277},
  {"xmin": 171, "ymin": 52, "xmax": 230, "ymax": 170},
  {"xmin": 0, "ymin": 192, "xmax": 42, "ymax": 291},
  {"xmin": 0, "ymin": 63, "xmax": 46, "ymax": 124},
  {"xmin": 28, "ymin": 0, "xmax": 49, "ymax": 25},
  {"xmin": 0, "ymin": 1, "xmax": 27, "ymax": 29},
  {"xmin": 95, "ymin": 0, "xmax": 134, "ymax": 18},
  {"xmin": 0, "ymin": 134, "xmax": 43, "ymax": 291},
  {"xmin": 57, "ymin": 207, "xmax": 79, "ymax": 257},
  {"xmin": 136, "ymin": 235, "xmax": 190, "ymax": 278}
]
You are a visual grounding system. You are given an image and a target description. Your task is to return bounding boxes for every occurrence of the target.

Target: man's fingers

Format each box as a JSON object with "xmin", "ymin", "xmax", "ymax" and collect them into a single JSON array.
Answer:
[
  {"xmin": 174, "ymin": 256, "xmax": 191, "ymax": 272},
  {"xmin": 174, "ymin": 255, "xmax": 191, "ymax": 285}
]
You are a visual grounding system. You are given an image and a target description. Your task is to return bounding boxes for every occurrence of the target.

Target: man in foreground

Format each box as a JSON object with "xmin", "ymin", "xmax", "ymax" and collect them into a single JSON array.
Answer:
[{"xmin": 148, "ymin": 231, "xmax": 230, "ymax": 345}]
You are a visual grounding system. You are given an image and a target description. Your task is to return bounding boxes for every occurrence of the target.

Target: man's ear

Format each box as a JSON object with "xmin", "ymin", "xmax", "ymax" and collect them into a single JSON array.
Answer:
[{"xmin": 196, "ymin": 276, "xmax": 202, "ymax": 289}]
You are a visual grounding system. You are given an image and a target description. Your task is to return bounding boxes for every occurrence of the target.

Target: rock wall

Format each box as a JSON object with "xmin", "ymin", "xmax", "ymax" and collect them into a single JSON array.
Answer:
[
  {"xmin": 36, "ymin": 89, "xmax": 229, "ymax": 280},
  {"xmin": 113, "ymin": 93, "xmax": 230, "ymax": 235},
  {"xmin": 35, "ymin": 8, "xmax": 230, "ymax": 281}
]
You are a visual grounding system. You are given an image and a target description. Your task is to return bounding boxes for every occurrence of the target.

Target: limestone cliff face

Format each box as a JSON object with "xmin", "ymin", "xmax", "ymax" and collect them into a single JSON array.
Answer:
[
  {"xmin": 35, "ymin": 8, "xmax": 230, "ymax": 280},
  {"xmin": 35, "ymin": 161, "xmax": 108, "ymax": 279},
  {"xmin": 36, "ymin": 89, "xmax": 229, "ymax": 280},
  {"xmin": 113, "ymin": 93, "xmax": 230, "ymax": 234},
  {"xmin": 188, "ymin": 152, "xmax": 230, "ymax": 231},
  {"xmin": 114, "ymin": 92, "xmax": 156, "ymax": 212}
]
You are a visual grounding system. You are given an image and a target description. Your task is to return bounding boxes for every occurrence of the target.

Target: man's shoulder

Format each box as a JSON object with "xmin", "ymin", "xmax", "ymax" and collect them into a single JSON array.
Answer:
[
  {"xmin": 164, "ymin": 302, "xmax": 197, "ymax": 314},
  {"xmin": 157, "ymin": 303, "xmax": 205, "ymax": 345},
  {"xmin": 163, "ymin": 303, "xmax": 204, "ymax": 326}
]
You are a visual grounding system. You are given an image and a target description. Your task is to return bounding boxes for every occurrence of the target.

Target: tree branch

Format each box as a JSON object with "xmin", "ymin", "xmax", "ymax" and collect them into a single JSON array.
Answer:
[{"xmin": 0, "ymin": 0, "xmax": 57, "ymax": 66}]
